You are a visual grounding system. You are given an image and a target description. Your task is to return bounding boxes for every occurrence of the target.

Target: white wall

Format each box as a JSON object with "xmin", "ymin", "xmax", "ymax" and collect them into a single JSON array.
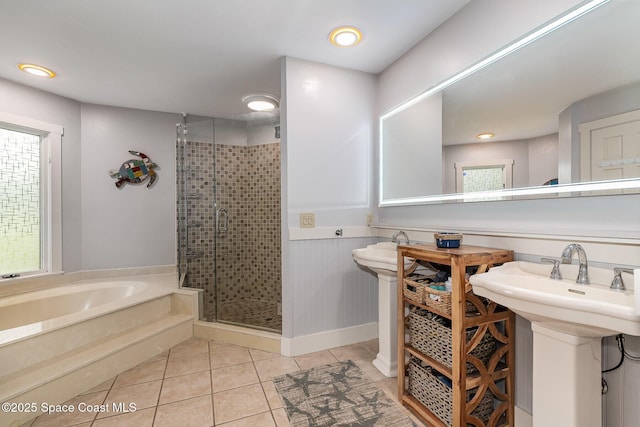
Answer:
[
  {"xmin": 383, "ymin": 93, "xmax": 442, "ymax": 200},
  {"xmin": 247, "ymin": 123, "xmax": 279, "ymax": 146},
  {"xmin": 528, "ymin": 134, "xmax": 559, "ymax": 186},
  {"xmin": 281, "ymin": 57, "xmax": 379, "ymax": 351},
  {"xmin": 284, "ymin": 57, "xmax": 375, "ymax": 228},
  {"xmin": 80, "ymin": 104, "xmax": 179, "ymax": 270},
  {"xmin": 214, "ymin": 118, "xmax": 280, "ymax": 147}
]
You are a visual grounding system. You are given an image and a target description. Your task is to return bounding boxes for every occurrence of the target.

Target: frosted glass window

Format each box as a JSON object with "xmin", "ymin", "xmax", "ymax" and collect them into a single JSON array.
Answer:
[
  {"xmin": 455, "ymin": 159, "xmax": 514, "ymax": 197},
  {"xmin": 462, "ymin": 166, "xmax": 505, "ymax": 193},
  {"xmin": 0, "ymin": 128, "xmax": 41, "ymax": 276}
]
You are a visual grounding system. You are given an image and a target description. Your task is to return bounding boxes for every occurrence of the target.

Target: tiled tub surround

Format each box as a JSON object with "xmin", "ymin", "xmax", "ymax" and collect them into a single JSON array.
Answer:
[
  {"xmin": 0, "ymin": 268, "xmax": 197, "ymax": 427},
  {"xmin": 178, "ymin": 141, "xmax": 281, "ymax": 332},
  {"xmin": 25, "ymin": 337, "xmax": 426, "ymax": 427}
]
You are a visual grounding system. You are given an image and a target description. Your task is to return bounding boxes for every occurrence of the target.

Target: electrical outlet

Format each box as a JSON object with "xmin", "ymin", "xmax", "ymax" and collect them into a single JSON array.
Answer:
[
  {"xmin": 300, "ymin": 213, "xmax": 315, "ymax": 228},
  {"xmin": 366, "ymin": 213, "xmax": 374, "ymax": 225}
]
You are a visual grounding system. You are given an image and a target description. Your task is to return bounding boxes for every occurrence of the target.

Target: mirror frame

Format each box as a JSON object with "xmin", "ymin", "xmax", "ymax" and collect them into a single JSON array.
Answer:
[{"xmin": 378, "ymin": 0, "xmax": 640, "ymax": 207}]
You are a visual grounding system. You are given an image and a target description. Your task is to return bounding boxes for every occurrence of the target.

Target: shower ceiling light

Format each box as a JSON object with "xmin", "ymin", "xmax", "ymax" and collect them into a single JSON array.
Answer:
[
  {"xmin": 329, "ymin": 26, "xmax": 363, "ymax": 47},
  {"xmin": 242, "ymin": 94, "xmax": 279, "ymax": 111},
  {"xmin": 17, "ymin": 63, "xmax": 56, "ymax": 78}
]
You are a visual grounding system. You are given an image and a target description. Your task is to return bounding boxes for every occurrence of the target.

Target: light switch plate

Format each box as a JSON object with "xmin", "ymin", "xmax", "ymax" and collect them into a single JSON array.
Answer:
[{"xmin": 300, "ymin": 213, "xmax": 315, "ymax": 228}]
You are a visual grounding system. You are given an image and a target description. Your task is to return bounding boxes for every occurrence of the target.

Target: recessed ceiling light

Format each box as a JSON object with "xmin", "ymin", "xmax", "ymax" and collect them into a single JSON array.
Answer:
[
  {"xmin": 476, "ymin": 132, "xmax": 495, "ymax": 140},
  {"xmin": 329, "ymin": 26, "xmax": 363, "ymax": 47},
  {"xmin": 242, "ymin": 94, "xmax": 279, "ymax": 112},
  {"xmin": 17, "ymin": 63, "xmax": 56, "ymax": 78}
]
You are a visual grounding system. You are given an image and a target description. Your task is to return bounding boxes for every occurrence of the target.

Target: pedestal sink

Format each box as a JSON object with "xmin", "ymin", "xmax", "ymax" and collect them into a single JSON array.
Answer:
[
  {"xmin": 352, "ymin": 242, "xmax": 413, "ymax": 377},
  {"xmin": 470, "ymin": 261, "xmax": 640, "ymax": 427}
]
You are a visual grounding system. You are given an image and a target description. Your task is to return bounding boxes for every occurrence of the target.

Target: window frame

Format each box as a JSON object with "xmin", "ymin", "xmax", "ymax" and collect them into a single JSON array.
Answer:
[
  {"xmin": 454, "ymin": 158, "xmax": 514, "ymax": 194},
  {"xmin": 0, "ymin": 112, "xmax": 63, "ymax": 277}
]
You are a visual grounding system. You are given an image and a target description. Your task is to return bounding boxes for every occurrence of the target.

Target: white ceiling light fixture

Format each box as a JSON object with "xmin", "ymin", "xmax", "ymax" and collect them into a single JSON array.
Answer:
[
  {"xmin": 329, "ymin": 26, "xmax": 363, "ymax": 47},
  {"xmin": 476, "ymin": 132, "xmax": 495, "ymax": 140},
  {"xmin": 17, "ymin": 63, "xmax": 56, "ymax": 78},
  {"xmin": 242, "ymin": 94, "xmax": 279, "ymax": 112}
]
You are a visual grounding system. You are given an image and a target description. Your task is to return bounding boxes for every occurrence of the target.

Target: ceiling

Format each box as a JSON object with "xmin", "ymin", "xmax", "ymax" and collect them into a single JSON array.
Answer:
[{"xmin": 0, "ymin": 0, "xmax": 469, "ymax": 120}]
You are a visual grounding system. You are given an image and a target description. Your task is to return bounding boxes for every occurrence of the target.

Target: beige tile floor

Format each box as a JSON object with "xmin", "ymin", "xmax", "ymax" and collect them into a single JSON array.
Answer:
[{"xmin": 25, "ymin": 337, "xmax": 426, "ymax": 427}]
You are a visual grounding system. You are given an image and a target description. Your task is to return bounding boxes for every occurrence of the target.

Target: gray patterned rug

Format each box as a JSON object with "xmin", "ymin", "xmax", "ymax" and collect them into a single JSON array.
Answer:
[{"xmin": 273, "ymin": 360, "xmax": 416, "ymax": 427}]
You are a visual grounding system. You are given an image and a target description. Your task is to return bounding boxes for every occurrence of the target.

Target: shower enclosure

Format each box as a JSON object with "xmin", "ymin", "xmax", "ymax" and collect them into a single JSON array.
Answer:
[{"xmin": 177, "ymin": 114, "xmax": 282, "ymax": 333}]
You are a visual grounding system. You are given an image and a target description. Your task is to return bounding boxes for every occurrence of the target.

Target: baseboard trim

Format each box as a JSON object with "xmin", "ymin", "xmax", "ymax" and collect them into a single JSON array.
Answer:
[
  {"xmin": 193, "ymin": 321, "xmax": 281, "ymax": 353},
  {"xmin": 515, "ymin": 406, "xmax": 532, "ymax": 427},
  {"xmin": 281, "ymin": 322, "xmax": 378, "ymax": 356}
]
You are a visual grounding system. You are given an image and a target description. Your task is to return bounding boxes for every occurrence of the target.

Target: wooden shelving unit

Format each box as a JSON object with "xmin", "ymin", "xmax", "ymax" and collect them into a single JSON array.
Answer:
[{"xmin": 396, "ymin": 244, "xmax": 514, "ymax": 427}]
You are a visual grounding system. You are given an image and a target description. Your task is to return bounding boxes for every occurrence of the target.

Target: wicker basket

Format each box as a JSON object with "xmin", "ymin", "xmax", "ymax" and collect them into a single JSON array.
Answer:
[
  {"xmin": 405, "ymin": 277, "xmax": 485, "ymax": 315},
  {"xmin": 422, "ymin": 285, "xmax": 453, "ymax": 312},
  {"xmin": 409, "ymin": 308, "xmax": 496, "ymax": 374},
  {"xmin": 403, "ymin": 274, "xmax": 435, "ymax": 304},
  {"xmin": 408, "ymin": 358, "xmax": 493, "ymax": 427}
]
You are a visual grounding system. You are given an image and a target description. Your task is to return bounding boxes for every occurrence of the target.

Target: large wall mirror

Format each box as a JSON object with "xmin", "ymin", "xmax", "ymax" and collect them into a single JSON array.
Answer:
[{"xmin": 380, "ymin": 0, "xmax": 640, "ymax": 206}]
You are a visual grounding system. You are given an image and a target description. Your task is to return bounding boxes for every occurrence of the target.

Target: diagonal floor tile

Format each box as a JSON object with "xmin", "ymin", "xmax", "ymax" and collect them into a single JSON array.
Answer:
[
  {"xmin": 90, "ymin": 407, "xmax": 155, "ymax": 427},
  {"xmin": 211, "ymin": 362, "xmax": 259, "ymax": 392},
  {"xmin": 213, "ymin": 383, "xmax": 269, "ymax": 425},
  {"xmin": 159, "ymin": 371, "xmax": 212, "ymax": 405},
  {"xmin": 154, "ymin": 395, "xmax": 213, "ymax": 427},
  {"xmin": 293, "ymin": 350, "xmax": 338, "ymax": 370},
  {"xmin": 253, "ymin": 356, "xmax": 300, "ymax": 382},
  {"xmin": 165, "ymin": 352, "xmax": 210, "ymax": 378},
  {"xmin": 113, "ymin": 358, "xmax": 167, "ymax": 388}
]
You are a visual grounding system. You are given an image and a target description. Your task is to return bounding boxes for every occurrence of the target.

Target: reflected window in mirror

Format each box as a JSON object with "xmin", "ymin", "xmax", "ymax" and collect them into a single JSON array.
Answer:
[{"xmin": 455, "ymin": 159, "xmax": 513, "ymax": 198}]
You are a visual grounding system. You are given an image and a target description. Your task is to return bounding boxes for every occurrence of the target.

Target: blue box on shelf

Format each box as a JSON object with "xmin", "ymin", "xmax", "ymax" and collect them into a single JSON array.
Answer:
[{"xmin": 434, "ymin": 232, "xmax": 463, "ymax": 248}]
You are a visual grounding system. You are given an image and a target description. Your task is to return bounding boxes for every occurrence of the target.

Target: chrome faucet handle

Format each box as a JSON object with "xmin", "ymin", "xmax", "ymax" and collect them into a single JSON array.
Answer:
[
  {"xmin": 541, "ymin": 257, "xmax": 562, "ymax": 280},
  {"xmin": 610, "ymin": 268, "xmax": 634, "ymax": 291},
  {"xmin": 391, "ymin": 230, "xmax": 410, "ymax": 245},
  {"xmin": 560, "ymin": 243, "xmax": 589, "ymax": 284},
  {"xmin": 577, "ymin": 264, "xmax": 590, "ymax": 284}
]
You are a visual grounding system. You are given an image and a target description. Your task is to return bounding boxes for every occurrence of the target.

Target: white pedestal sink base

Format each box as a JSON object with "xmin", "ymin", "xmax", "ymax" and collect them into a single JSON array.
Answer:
[
  {"xmin": 372, "ymin": 274, "xmax": 398, "ymax": 377},
  {"xmin": 531, "ymin": 323, "xmax": 601, "ymax": 427}
]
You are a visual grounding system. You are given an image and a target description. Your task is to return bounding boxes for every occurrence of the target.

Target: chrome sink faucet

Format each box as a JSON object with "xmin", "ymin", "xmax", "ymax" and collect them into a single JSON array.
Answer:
[
  {"xmin": 560, "ymin": 243, "xmax": 590, "ymax": 284},
  {"xmin": 391, "ymin": 230, "xmax": 410, "ymax": 245}
]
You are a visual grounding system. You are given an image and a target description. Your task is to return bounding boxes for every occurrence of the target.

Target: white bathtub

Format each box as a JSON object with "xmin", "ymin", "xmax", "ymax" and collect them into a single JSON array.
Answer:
[
  {"xmin": 0, "ymin": 274, "xmax": 176, "ymax": 346},
  {"xmin": 0, "ymin": 269, "xmax": 197, "ymax": 427}
]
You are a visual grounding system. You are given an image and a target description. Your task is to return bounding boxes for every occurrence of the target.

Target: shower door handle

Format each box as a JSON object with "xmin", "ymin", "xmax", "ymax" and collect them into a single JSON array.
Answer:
[{"xmin": 216, "ymin": 208, "xmax": 229, "ymax": 234}]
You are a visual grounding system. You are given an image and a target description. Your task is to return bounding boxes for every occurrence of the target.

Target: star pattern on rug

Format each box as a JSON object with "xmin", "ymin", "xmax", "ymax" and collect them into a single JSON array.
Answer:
[
  {"xmin": 311, "ymin": 398, "xmax": 338, "ymax": 424},
  {"xmin": 328, "ymin": 360, "xmax": 363, "ymax": 388},
  {"xmin": 284, "ymin": 370, "xmax": 323, "ymax": 397},
  {"xmin": 282, "ymin": 396, "xmax": 316, "ymax": 425},
  {"xmin": 359, "ymin": 390, "xmax": 395, "ymax": 414},
  {"xmin": 337, "ymin": 407, "xmax": 384, "ymax": 427},
  {"xmin": 325, "ymin": 383, "xmax": 358, "ymax": 409},
  {"xmin": 273, "ymin": 360, "xmax": 415, "ymax": 427}
]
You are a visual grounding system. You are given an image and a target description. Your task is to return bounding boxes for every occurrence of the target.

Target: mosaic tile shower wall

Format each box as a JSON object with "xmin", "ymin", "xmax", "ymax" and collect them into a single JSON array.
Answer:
[
  {"xmin": 216, "ymin": 142, "xmax": 281, "ymax": 332},
  {"xmin": 177, "ymin": 140, "xmax": 281, "ymax": 332}
]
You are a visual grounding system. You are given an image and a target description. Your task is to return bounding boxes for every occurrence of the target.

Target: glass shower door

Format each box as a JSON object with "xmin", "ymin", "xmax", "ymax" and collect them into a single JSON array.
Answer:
[
  {"xmin": 213, "ymin": 121, "xmax": 282, "ymax": 333},
  {"xmin": 176, "ymin": 115, "xmax": 217, "ymax": 321}
]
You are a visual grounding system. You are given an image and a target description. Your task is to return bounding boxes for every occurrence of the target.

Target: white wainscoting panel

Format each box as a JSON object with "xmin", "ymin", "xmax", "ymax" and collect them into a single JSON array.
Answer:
[{"xmin": 286, "ymin": 237, "xmax": 379, "ymax": 339}]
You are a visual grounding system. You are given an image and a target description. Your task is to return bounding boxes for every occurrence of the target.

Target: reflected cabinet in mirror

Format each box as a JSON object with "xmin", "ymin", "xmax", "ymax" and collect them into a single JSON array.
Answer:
[{"xmin": 380, "ymin": 0, "xmax": 640, "ymax": 206}]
